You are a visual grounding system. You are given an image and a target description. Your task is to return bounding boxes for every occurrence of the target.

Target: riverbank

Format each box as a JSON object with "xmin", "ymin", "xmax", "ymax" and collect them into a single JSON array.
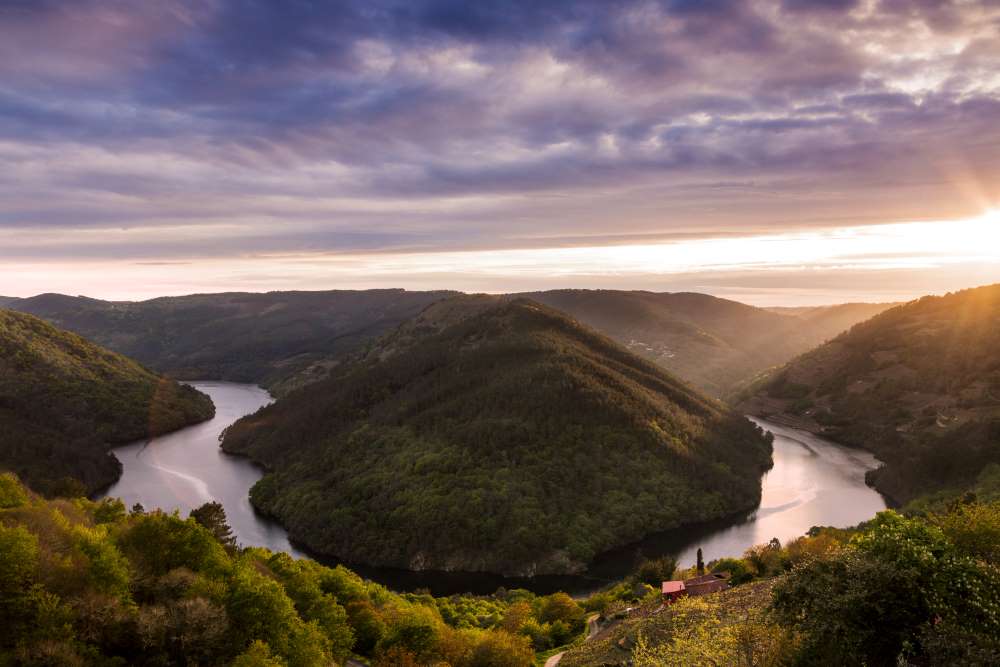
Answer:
[{"xmin": 102, "ymin": 385, "xmax": 887, "ymax": 596}]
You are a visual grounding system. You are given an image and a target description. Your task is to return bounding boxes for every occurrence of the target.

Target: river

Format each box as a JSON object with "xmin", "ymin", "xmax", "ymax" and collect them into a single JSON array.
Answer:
[{"xmin": 102, "ymin": 383, "xmax": 887, "ymax": 596}]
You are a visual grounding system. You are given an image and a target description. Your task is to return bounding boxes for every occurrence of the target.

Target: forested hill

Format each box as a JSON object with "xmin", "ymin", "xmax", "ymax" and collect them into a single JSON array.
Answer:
[
  {"xmin": 0, "ymin": 308, "xmax": 214, "ymax": 495},
  {"xmin": 5, "ymin": 289, "xmax": 456, "ymax": 396},
  {"xmin": 6, "ymin": 289, "xmax": 891, "ymax": 400},
  {"xmin": 520, "ymin": 290, "xmax": 895, "ymax": 397},
  {"xmin": 222, "ymin": 297, "xmax": 773, "ymax": 577},
  {"xmin": 743, "ymin": 283, "xmax": 1000, "ymax": 504}
]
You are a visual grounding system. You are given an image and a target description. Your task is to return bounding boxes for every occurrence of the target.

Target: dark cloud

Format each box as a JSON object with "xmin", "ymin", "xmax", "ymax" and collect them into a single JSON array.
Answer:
[{"xmin": 0, "ymin": 0, "xmax": 997, "ymax": 266}]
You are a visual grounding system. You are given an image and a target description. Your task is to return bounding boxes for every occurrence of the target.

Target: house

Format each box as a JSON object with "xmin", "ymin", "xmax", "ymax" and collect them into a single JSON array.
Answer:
[
  {"xmin": 662, "ymin": 572, "xmax": 730, "ymax": 602},
  {"xmin": 683, "ymin": 572, "xmax": 730, "ymax": 596},
  {"xmin": 661, "ymin": 580, "xmax": 686, "ymax": 603}
]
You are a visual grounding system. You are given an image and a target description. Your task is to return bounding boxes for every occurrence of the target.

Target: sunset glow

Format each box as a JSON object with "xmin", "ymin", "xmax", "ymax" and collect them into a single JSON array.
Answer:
[
  {"xmin": 6, "ymin": 210, "xmax": 1000, "ymax": 305},
  {"xmin": 2, "ymin": 1, "xmax": 999, "ymax": 303}
]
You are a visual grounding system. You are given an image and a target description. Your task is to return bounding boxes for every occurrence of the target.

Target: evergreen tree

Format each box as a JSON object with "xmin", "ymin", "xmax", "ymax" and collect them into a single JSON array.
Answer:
[{"xmin": 190, "ymin": 501, "xmax": 238, "ymax": 551}]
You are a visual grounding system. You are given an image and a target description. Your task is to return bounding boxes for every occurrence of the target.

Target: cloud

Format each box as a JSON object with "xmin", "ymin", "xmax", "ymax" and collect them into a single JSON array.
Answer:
[{"xmin": 0, "ymin": 0, "xmax": 998, "ymax": 292}]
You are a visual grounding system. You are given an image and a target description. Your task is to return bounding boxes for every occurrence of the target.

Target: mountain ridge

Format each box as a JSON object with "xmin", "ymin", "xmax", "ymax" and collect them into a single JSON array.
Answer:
[{"xmin": 5, "ymin": 289, "xmax": 894, "ymax": 399}]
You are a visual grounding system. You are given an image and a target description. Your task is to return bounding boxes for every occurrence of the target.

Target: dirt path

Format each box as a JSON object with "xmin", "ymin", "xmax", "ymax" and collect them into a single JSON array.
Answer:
[
  {"xmin": 543, "ymin": 651, "xmax": 566, "ymax": 667},
  {"xmin": 545, "ymin": 614, "xmax": 601, "ymax": 667}
]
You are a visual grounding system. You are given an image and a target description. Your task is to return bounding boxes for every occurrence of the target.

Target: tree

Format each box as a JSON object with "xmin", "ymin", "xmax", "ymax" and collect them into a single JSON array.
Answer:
[
  {"xmin": 635, "ymin": 555, "xmax": 678, "ymax": 587},
  {"xmin": 231, "ymin": 640, "xmax": 287, "ymax": 667},
  {"xmin": 772, "ymin": 510, "xmax": 1000, "ymax": 665},
  {"xmin": 345, "ymin": 599, "xmax": 386, "ymax": 655},
  {"xmin": 0, "ymin": 472, "xmax": 28, "ymax": 508},
  {"xmin": 190, "ymin": 501, "xmax": 238, "ymax": 551},
  {"xmin": 538, "ymin": 593, "xmax": 583, "ymax": 628},
  {"xmin": 469, "ymin": 630, "xmax": 534, "ymax": 667}
]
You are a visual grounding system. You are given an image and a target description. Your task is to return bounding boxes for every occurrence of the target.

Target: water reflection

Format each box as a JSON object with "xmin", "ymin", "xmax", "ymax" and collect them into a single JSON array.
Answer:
[{"xmin": 104, "ymin": 388, "xmax": 887, "ymax": 596}]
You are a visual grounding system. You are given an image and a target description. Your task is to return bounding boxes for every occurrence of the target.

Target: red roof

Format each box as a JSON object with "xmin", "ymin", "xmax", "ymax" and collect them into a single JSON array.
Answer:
[{"xmin": 661, "ymin": 580, "xmax": 686, "ymax": 594}]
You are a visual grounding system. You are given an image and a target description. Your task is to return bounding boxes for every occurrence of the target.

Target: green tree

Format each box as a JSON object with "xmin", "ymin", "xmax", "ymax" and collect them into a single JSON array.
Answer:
[
  {"xmin": 0, "ymin": 472, "xmax": 28, "ymax": 508},
  {"xmin": 231, "ymin": 640, "xmax": 288, "ymax": 667},
  {"xmin": 469, "ymin": 630, "xmax": 534, "ymax": 667},
  {"xmin": 190, "ymin": 501, "xmax": 238, "ymax": 551},
  {"xmin": 538, "ymin": 592, "xmax": 583, "ymax": 628},
  {"xmin": 635, "ymin": 555, "xmax": 678, "ymax": 587}
]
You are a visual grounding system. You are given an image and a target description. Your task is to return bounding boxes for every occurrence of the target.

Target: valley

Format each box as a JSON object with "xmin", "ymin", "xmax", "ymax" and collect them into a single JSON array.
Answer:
[
  {"xmin": 2, "ymin": 285, "xmax": 997, "ymax": 666},
  {"xmin": 742, "ymin": 283, "xmax": 1000, "ymax": 504},
  {"xmin": 101, "ymin": 385, "xmax": 886, "ymax": 597}
]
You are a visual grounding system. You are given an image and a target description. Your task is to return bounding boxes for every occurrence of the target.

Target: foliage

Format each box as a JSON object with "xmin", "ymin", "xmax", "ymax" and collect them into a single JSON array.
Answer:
[
  {"xmin": 223, "ymin": 297, "xmax": 773, "ymax": 575},
  {"xmin": 560, "ymin": 579, "xmax": 793, "ymax": 667},
  {"xmin": 0, "ymin": 472, "xmax": 28, "ymax": 509},
  {"xmin": 771, "ymin": 507, "xmax": 1000, "ymax": 665},
  {"xmin": 0, "ymin": 308, "xmax": 215, "ymax": 495},
  {"xmin": 634, "ymin": 555, "xmax": 678, "ymax": 587},
  {"xmin": 631, "ymin": 596, "xmax": 798, "ymax": 667},
  {"xmin": 0, "ymin": 474, "xmax": 538, "ymax": 666},
  {"xmin": 191, "ymin": 501, "xmax": 239, "ymax": 551}
]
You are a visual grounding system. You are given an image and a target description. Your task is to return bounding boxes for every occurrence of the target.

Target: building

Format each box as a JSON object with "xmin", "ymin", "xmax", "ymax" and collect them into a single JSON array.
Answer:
[
  {"xmin": 661, "ymin": 580, "xmax": 686, "ymax": 603},
  {"xmin": 662, "ymin": 572, "xmax": 730, "ymax": 603},
  {"xmin": 683, "ymin": 572, "xmax": 730, "ymax": 596}
]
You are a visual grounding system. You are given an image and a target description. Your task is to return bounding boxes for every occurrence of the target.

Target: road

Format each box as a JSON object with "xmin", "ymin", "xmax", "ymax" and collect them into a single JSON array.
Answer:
[{"xmin": 544, "ymin": 614, "xmax": 601, "ymax": 667}]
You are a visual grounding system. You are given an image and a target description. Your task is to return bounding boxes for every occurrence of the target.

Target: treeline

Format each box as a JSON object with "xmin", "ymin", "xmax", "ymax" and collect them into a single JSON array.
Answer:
[
  {"xmin": 0, "ymin": 473, "xmax": 607, "ymax": 666},
  {"xmin": 223, "ymin": 299, "xmax": 773, "ymax": 576},
  {"xmin": 0, "ymin": 309, "xmax": 214, "ymax": 495}
]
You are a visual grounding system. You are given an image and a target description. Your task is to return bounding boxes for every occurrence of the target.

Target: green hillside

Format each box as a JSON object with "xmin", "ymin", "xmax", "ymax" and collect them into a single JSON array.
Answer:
[
  {"xmin": 744, "ymin": 284, "xmax": 1000, "ymax": 504},
  {"xmin": 6, "ymin": 290, "xmax": 456, "ymax": 396},
  {"xmin": 0, "ymin": 474, "xmax": 558, "ymax": 666},
  {"xmin": 221, "ymin": 297, "xmax": 773, "ymax": 576},
  {"xmin": 0, "ymin": 309, "xmax": 214, "ymax": 495}
]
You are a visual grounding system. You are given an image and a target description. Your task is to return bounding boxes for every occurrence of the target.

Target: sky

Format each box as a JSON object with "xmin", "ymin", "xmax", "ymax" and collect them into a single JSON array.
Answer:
[{"xmin": 2, "ymin": 0, "xmax": 999, "ymax": 305}]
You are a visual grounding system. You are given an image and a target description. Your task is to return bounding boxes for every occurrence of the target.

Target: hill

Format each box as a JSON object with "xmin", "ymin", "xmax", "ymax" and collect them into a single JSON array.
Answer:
[
  {"xmin": 743, "ymin": 284, "xmax": 1000, "ymax": 504},
  {"xmin": 521, "ymin": 290, "xmax": 894, "ymax": 397},
  {"xmin": 766, "ymin": 301, "xmax": 900, "ymax": 338},
  {"xmin": 5, "ymin": 289, "xmax": 456, "ymax": 396},
  {"xmin": 221, "ymin": 296, "xmax": 773, "ymax": 576},
  {"xmin": 561, "ymin": 502, "xmax": 1000, "ymax": 666},
  {"xmin": 7, "ymin": 289, "xmax": 890, "ymax": 400},
  {"xmin": 0, "ymin": 308, "xmax": 215, "ymax": 495},
  {"xmin": 0, "ymin": 474, "xmax": 553, "ymax": 666}
]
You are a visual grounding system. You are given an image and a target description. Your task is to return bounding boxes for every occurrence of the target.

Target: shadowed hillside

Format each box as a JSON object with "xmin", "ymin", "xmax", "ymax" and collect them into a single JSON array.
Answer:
[
  {"xmin": 522, "ymin": 290, "xmax": 895, "ymax": 397},
  {"xmin": 6, "ymin": 290, "xmax": 456, "ymax": 396},
  {"xmin": 744, "ymin": 284, "xmax": 1000, "ymax": 504},
  {"xmin": 0, "ymin": 309, "xmax": 214, "ymax": 495},
  {"xmin": 766, "ymin": 302, "xmax": 900, "ymax": 338},
  {"xmin": 7, "ymin": 289, "xmax": 891, "ymax": 400},
  {"xmin": 222, "ymin": 296, "xmax": 773, "ymax": 576}
]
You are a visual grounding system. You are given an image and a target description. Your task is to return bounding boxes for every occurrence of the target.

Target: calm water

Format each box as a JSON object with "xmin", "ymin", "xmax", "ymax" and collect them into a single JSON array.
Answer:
[
  {"xmin": 102, "ymin": 382, "xmax": 305, "ymax": 559},
  {"xmin": 582, "ymin": 417, "xmax": 888, "ymax": 584},
  {"xmin": 104, "ymin": 385, "xmax": 887, "ymax": 595}
]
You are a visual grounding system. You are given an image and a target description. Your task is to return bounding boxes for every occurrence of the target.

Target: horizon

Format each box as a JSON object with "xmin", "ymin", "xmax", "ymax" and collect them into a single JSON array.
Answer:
[
  {"xmin": 3, "ymin": 1, "xmax": 999, "ymax": 304},
  {"xmin": 5, "ymin": 277, "xmax": 1000, "ymax": 309}
]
